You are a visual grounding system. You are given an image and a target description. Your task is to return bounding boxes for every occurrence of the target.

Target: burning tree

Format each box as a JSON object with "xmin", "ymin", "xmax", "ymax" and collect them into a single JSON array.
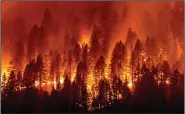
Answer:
[
  {"xmin": 93, "ymin": 55, "xmax": 106, "ymax": 97},
  {"xmin": 36, "ymin": 54, "xmax": 47, "ymax": 90},
  {"xmin": 23, "ymin": 59, "xmax": 37, "ymax": 88},
  {"xmin": 97, "ymin": 78, "xmax": 112, "ymax": 107},
  {"xmin": 110, "ymin": 41, "xmax": 127, "ymax": 81}
]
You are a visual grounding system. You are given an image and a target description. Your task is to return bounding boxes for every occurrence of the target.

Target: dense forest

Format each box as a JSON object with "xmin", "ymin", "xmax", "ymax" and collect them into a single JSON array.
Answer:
[{"xmin": 1, "ymin": 2, "xmax": 184, "ymax": 113}]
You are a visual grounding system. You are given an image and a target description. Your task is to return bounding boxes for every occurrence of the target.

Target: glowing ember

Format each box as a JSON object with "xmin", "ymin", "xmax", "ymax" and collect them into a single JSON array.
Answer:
[
  {"xmin": 118, "ymin": 94, "xmax": 123, "ymax": 100},
  {"xmin": 35, "ymin": 81, "xmax": 39, "ymax": 87},
  {"xmin": 165, "ymin": 80, "xmax": 170, "ymax": 85},
  {"xmin": 127, "ymin": 82, "xmax": 133, "ymax": 89}
]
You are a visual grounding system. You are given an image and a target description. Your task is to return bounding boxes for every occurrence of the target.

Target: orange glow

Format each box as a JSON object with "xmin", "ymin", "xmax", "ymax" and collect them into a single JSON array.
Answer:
[
  {"xmin": 165, "ymin": 79, "xmax": 170, "ymax": 85},
  {"xmin": 71, "ymin": 70, "xmax": 76, "ymax": 83},
  {"xmin": 1, "ymin": 2, "xmax": 184, "ymax": 112},
  {"xmin": 118, "ymin": 94, "xmax": 123, "ymax": 100},
  {"xmin": 79, "ymin": 29, "xmax": 91, "ymax": 47},
  {"xmin": 128, "ymin": 82, "xmax": 133, "ymax": 89},
  {"xmin": 35, "ymin": 81, "xmax": 39, "ymax": 87},
  {"xmin": 1, "ymin": 60, "xmax": 9, "ymax": 76},
  {"xmin": 60, "ymin": 77, "xmax": 65, "ymax": 85}
]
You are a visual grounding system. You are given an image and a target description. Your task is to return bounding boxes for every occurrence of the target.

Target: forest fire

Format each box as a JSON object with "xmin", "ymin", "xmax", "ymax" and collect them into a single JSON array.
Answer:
[{"xmin": 1, "ymin": 1, "xmax": 184, "ymax": 113}]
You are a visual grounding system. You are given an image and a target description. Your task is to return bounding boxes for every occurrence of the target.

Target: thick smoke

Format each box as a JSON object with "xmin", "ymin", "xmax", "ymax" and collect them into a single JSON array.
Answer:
[{"xmin": 2, "ymin": 1, "xmax": 182, "ymax": 70}]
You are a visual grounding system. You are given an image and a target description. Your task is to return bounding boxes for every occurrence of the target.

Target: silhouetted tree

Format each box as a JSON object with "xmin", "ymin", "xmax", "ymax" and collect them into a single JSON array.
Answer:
[
  {"xmin": 73, "ymin": 42, "xmax": 81, "ymax": 64},
  {"xmin": 134, "ymin": 64, "xmax": 163, "ymax": 112},
  {"xmin": 90, "ymin": 25, "xmax": 101, "ymax": 59},
  {"xmin": 2, "ymin": 73, "xmax": 8, "ymax": 99},
  {"xmin": 82, "ymin": 44, "xmax": 89, "ymax": 63},
  {"xmin": 7, "ymin": 71, "xmax": 17, "ymax": 93},
  {"xmin": 125, "ymin": 28, "xmax": 137, "ymax": 52},
  {"xmin": 4, "ymin": 71, "xmax": 19, "ymax": 112},
  {"xmin": 112, "ymin": 76, "xmax": 123, "ymax": 100},
  {"xmin": 110, "ymin": 41, "xmax": 126, "ymax": 79},
  {"xmin": 49, "ymin": 88, "xmax": 61, "ymax": 112},
  {"xmin": 36, "ymin": 54, "xmax": 46, "ymax": 90},
  {"xmin": 145, "ymin": 37, "xmax": 158, "ymax": 67},
  {"xmin": 22, "ymin": 88, "xmax": 39, "ymax": 112},
  {"xmin": 133, "ymin": 39, "xmax": 143, "ymax": 82},
  {"xmin": 93, "ymin": 55, "xmax": 106, "ymax": 95},
  {"xmin": 71, "ymin": 81, "xmax": 80, "ymax": 107},
  {"xmin": 170, "ymin": 69, "xmax": 180, "ymax": 95},
  {"xmin": 160, "ymin": 61, "xmax": 171, "ymax": 85},
  {"xmin": 42, "ymin": 8, "xmax": 53, "ymax": 36},
  {"xmin": 81, "ymin": 84, "xmax": 88, "ymax": 111},
  {"xmin": 61, "ymin": 73, "xmax": 72, "ymax": 112},
  {"xmin": 27, "ymin": 24, "xmax": 39, "ymax": 61},
  {"xmin": 169, "ymin": 69, "xmax": 183, "ymax": 112},
  {"xmin": 98, "ymin": 78, "xmax": 112, "ymax": 107},
  {"xmin": 23, "ymin": 59, "xmax": 37, "ymax": 88},
  {"xmin": 2, "ymin": 73, "xmax": 7, "ymax": 89},
  {"xmin": 16, "ymin": 71, "xmax": 23, "ymax": 90}
]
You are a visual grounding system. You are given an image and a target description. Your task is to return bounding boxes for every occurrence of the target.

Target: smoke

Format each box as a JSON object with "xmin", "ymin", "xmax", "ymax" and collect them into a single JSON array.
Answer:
[{"xmin": 2, "ymin": 1, "xmax": 181, "ymax": 69}]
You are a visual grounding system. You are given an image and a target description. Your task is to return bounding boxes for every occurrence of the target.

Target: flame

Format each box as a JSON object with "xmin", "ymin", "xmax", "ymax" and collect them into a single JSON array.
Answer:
[
  {"xmin": 127, "ymin": 82, "xmax": 133, "ymax": 89},
  {"xmin": 165, "ymin": 79, "xmax": 170, "ymax": 85},
  {"xmin": 118, "ymin": 94, "xmax": 123, "ymax": 100},
  {"xmin": 71, "ymin": 70, "xmax": 76, "ymax": 83},
  {"xmin": 34, "ymin": 81, "xmax": 39, "ymax": 87},
  {"xmin": 79, "ymin": 29, "xmax": 92, "ymax": 47},
  {"xmin": 60, "ymin": 77, "xmax": 65, "ymax": 85}
]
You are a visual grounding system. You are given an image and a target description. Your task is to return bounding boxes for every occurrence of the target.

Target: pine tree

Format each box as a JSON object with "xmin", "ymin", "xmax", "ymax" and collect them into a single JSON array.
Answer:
[
  {"xmin": 82, "ymin": 44, "xmax": 89, "ymax": 63},
  {"xmin": 27, "ymin": 24, "xmax": 39, "ymax": 61},
  {"xmin": 36, "ymin": 54, "xmax": 46, "ymax": 90},
  {"xmin": 112, "ymin": 76, "xmax": 123, "ymax": 100},
  {"xmin": 93, "ymin": 55, "xmax": 106, "ymax": 97},
  {"xmin": 90, "ymin": 25, "xmax": 101, "ymax": 60},
  {"xmin": 98, "ymin": 78, "xmax": 112, "ymax": 107},
  {"xmin": 2, "ymin": 73, "xmax": 7, "ymax": 98},
  {"xmin": 73, "ymin": 42, "xmax": 81, "ymax": 64},
  {"xmin": 94, "ymin": 55, "xmax": 105, "ymax": 82},
  {"xmin": 134, "ymin": 64, "xmax": 160, "ymax": 111},
  {"xmin": 7, "ymin": 71, "xmax": 17, "ymax": 93},
  {"xmin": 23, "ymin": 59, "xmax": 37, "ymax": 88},
  {"xmin": 61, "ymin": 72, "xmax": 72, "ymax": 111},
  {"xmin": 133, "ymin": 39, "xmax": 143, "ymax": 82},
  {"xmin": 16, "ymin": 71, "xmax": 23, "ymax": 90},
  {"xmin": 2, "ymin": 73, "xmax": 7, "ymax": 89},
  {"xmin": 125, "ymin": 28, "xmax": 137, "ymax": 52},
  {"xmin": 110, "ymin": 41, "xmax": 126, "ymax": 79},
  {"xmin": 161, "ymin": 61, "xmax": 171, "ymax": 84},
  {"xmin": 42, "ymin": 8, "xmax": 53, "ymax": 32}
]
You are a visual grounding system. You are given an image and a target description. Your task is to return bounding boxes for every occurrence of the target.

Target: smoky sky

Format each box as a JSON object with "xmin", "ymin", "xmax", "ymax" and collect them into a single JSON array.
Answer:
[{"xmin": 2, "ymin": 1, "xmax": 183, "ymax": 67}]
